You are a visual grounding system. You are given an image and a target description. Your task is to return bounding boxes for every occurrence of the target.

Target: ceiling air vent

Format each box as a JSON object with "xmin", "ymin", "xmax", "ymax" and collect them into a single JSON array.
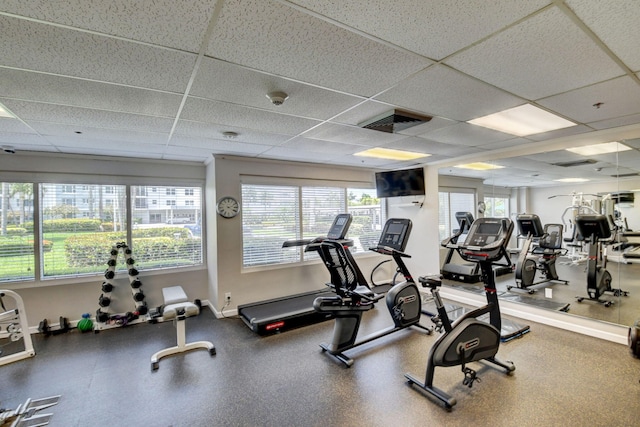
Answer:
[
  {"xmin": 552, "ymin": 159, "xmax": 597, "ymax": 167},
  {"xmin": 359, "ymin": 109, "xmax": 432, "ymax": 133}
]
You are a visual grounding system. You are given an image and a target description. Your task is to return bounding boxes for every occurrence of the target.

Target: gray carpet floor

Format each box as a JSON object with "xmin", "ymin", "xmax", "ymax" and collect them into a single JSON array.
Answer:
[{"xmin": 1, "ymin": 298, "xmax": 639, "ymax": 427}]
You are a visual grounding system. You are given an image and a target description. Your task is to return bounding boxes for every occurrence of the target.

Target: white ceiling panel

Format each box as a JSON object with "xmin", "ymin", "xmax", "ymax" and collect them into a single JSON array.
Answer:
[
  {"xmin": 375, "ymin": 64, "xmax": 525, "ymax": 121},
  {"xmin": 0, "ymin": 0, "xmax": 215, "ymax": 53},
  {"xmin": 181, "ymin": 97, "xmax": 321, "ymax": 135},
  {"xmin": 0, "ymin": 15, "xmax": 197, "ymax": 92},
  {"xmin": 538, "ymin": 76, "xmax": 640, "ymax": 123},
  {"xmin": 288, "ymin": 0, "xmax": 550, "ymax": 60},
  {"xmin": 207, "ymin": 0, "xmax": 431, "ymax": 96},
  {"xmin": 190, "ymin": 57, "xmax": 364, "ymax": 120},
  {"xmin": 0, "ymin": 69, "xmax": 182, "ymax": 117},
  {"xmin": 0, "ymin": 1, "xmax": 639, "ymax": 186},
  {"xmin": 1, "ymin": 100, "xmax": 175, "ymax": 133},
  {"xmin": 445, "ymin": 7, "xmax": 624, "ymax": 99},
  {"xmin": 566, "ymin": 0, "xmax": 640, "ymax": 71},
  {"xmin": 303, "ymin": 122, "xmax": 407, "ymax": 147},
  {"xmin": 173, "ymin": 121, "xmax": 290, "ymax": 147},
  {"xmin": 420, "ymin": 122, "xmax": 512, "ymax": 147}
]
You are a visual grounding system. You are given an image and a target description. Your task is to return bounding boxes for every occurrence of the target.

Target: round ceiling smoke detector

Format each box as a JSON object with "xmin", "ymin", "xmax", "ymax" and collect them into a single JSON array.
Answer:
[
  {"xmin": 266, "ymin": 91, "xmax": 289, "ymax": 106},
  {"xmin": 222, "ymin": 131, "xmax": 239, "ymax": 139}
]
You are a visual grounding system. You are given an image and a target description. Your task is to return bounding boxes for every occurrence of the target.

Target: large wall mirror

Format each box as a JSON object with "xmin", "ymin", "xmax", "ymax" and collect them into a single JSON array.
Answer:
[{"xmin": 437, "ymin": 137, "xmax": 640, "ymax": 329}]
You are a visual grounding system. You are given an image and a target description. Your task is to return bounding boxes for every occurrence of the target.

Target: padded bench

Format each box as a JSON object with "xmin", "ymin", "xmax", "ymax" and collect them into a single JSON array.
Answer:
[{"xmin": 150, "ymin": 286, "xmax": 215, "ymax": 371}]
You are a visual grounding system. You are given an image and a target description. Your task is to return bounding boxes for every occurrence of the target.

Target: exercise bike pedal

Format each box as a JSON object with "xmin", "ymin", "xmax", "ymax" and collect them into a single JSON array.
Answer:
[{"xmin": 461, "ymin": 367, "xmax": 480, "ymax": 388}]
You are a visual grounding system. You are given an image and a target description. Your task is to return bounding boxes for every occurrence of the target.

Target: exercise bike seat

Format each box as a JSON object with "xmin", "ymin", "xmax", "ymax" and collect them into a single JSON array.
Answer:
[{"xmin": 418, "ymin": 275, "xmax": 442, "ymax": 288}]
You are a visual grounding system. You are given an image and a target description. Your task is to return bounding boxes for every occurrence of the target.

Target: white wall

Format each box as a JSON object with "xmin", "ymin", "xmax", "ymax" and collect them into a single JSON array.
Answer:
[{"xmin": 207, "ymin": 156, "xmax": 402, "ymax": 312}]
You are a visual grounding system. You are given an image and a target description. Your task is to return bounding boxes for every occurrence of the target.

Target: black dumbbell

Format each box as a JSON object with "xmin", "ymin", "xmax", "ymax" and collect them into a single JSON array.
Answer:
[
  {"xmin": 133, "ymin": 290, "xmax": 145, "ymax": 302},
  {"xmin": 101, "ymin": 282, "xmax": 114, "ymax": 293},
  {"xmin": 96, "ymin": 309, "xmax": 110, "ymax": 323},
  {"xmin": 107, "ymin": 259, "xmax": 117, "ymax": 267},
  {"xmin": 104, "ymin": 269, "xmax": 115, "ymax": 280},
  {"xmin": 130, "ymin": 278, "xmax": 142, "ymax": 289},
  {"xmin": 126, "ymin": 257, "xmax": 135, "ymax": 265},
  {"xmin": 98, "ymin": 294, "xmax": 111, "ymax": 307},
  {"xmin": 128, "ymin": 268, "xmax": 139, "ymax": 276}
]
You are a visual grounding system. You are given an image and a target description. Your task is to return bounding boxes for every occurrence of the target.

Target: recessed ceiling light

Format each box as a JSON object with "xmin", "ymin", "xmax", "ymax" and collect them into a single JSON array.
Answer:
[
  {"xmin": 455, "ymin": 162, "xmax": 504, "ymax": 171},
  {"xmin": 354, "ymin": 147, "xmax": 429, "ymax": 161},
  {"xmin": 555, "ymin": 178, "xmax": 590, "ymax": 183},
  {"xmin": 468, "ymin": 104, "xmax": 576, "ymax": 136},
  {"xmin": 0, "ymin": 103, "xmax": 14, "ymax": 118},
  {"xmin": 566, "ymin": 141, "xmax": 631, "ymax": 156}
]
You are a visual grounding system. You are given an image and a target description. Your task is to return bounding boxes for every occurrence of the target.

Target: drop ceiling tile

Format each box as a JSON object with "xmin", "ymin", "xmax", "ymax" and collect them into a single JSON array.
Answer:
[
  {"xmin": 191, "ymin": 58, "xmax": 363, "ymax": 120},
  {"xmin": 589, "ymin": 112, "xmax": 640, "ymax": 131},
  {"xmin": 0, "ymin": 15, "xmax": 197, "ymax": 92},
  {"xmin": 289, "ymin": 0, "xmax": 549, "ymax": 60},
  {"xmin": 303, "ymin": 122, "xmax": 406, "ymax": 146},
  {"xmin": 169, "ymin": 135, "xmax": 267, "ymax": 155},
  {"xmin": 0, "ymin": 132, "xmax": 52, "ymax": 147},
  {"xmin": 181, "ymin": 97, "xmax": 321, "ymax": 135},
  {"xmin": 566, "ymin": 0, "xmax": 640, "ymax": 71},
  {"xmin": 173, "ymin": 121, "xmax": 290, "ymax": 146},
  {"xmin": 0, "ymin": 69, "xmax": 182, "ymax": 117},
  {"xmin": 525, "ymin": 124, "xmax": 593, "ymax": 142},
  {"xmin": 57, "ymin": 145, "xmax": 164, "ymax": 160},
  {"xmin": 623, "ymin": 138, "xmax": 640, "ymax": 149},
  {"xmin": 479, "ymin": 138, "xmax": 532, "ymax": 151},
  {"xmin": 537, "ymin": 76, "xmax": 640, "ymax": 123},
  {"xmin": 30, "ymin": 122, "xmax": 169, "ymax": 145},
  {"xmin": 259, "ymin": 146, "xmax": 335, "ymax": 163},
  {"xmin": 207, "ymin": 0, "xmax": 431, "ymax": 96},
  {"xmin": 325, "ymin": 153, "xmax": 399, "ymax": 168},
  {"xmin": 48, "ymin": 137, "xmax": 164, "ymax": 152},
  {"xmin": 331, "ymin": 100, "xmax": 397, "ymax": 126},
  {"xmin": 0, "ymin": 117, "xmax": 38, "ymax": 134},
  {"xmin": 280, "ymin": 136, "xmax": 364, "ymax": 155},
  {"xmin": 420, "ymin": 122, "xmax": 512, "ymax": 147},
  {"xmin": 2, "ymin": 100, "xmax": 175, "ymax": 133},
  {"xmin": 445, "ymin": 7, "xmax": 624, "ymax": 99},
  {"xmin": 0, "ymin": 0, "xmax": 216, "ymax": 53},
  {"xmin": 375, "ymin": 65, "xmax": 525, "ymax": 121}
]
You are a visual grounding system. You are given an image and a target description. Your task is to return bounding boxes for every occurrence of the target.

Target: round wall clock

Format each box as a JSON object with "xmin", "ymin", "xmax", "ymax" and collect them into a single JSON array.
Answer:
[{"xmin": 216, "ymin": 196, "xmax": 240, "ymax": 218}]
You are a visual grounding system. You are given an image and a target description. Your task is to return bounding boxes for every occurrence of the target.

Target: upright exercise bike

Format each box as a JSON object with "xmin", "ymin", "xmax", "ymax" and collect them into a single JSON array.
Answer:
[
  {"xmin": 313, "ymin": 218, "xmax": 431, "ymax": 367},
  {"xmin": 405, "ymin": 217, "xmax": 516, "ymax": 409},
  {"xmin": 575, "ymin": 214, "xmax": 628, "ymax": 307}
]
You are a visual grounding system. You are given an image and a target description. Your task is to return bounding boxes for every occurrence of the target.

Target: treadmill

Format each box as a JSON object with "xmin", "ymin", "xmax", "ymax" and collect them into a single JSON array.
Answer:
[{"xmin": 238, "ymin": 213, "xmax": 355, "ymax": 335}]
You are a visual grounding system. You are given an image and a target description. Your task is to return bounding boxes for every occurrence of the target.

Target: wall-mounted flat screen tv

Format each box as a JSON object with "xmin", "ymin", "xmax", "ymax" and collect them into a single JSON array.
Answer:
[{"xmin": 375, "ymin": 167, "xmax": 425, "ymax": 198}]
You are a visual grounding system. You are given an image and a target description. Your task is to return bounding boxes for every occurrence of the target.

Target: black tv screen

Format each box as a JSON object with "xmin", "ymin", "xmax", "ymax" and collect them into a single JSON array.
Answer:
[{"xmin": 375, "ymin": 167, "xmax": 425, "ymax": 198}]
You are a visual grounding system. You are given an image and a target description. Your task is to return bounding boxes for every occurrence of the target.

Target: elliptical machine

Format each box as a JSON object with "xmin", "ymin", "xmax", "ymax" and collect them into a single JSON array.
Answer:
[
  {"xmin": 509, "ymin": 214, "xmax": 568, "ymax": 294},
  {"xmin": 313, "ymin": 218, "xmax": 431, "ymax": 367},
  {"xmin": 405, "ymin": 217, "xmax": 516, "ymax": 409},
  {"xmin": 575, "ymin": 214, "xmax": 628, "ymax": 307}
]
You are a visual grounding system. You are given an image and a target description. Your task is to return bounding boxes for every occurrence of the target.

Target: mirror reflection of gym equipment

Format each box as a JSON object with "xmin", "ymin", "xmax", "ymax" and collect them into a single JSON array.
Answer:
[
  {"xmin": 441, "ymin": 212, "xmax": 513, "ymax": 283},
  {"xmin": 510, "ymin": 214, "xmax": 568, "ymax": 294}
]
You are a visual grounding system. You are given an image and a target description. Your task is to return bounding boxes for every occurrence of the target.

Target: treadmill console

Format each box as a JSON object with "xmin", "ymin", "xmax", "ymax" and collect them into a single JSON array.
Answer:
[
  {"xmin": 575, "ymin": 214, "xmax": 611, "ymax": 240},
  {"xmin": 375, "ymin": 218, "xmax": 412, "ymax": 252},
  {"xmin": 327, "ymin": 213, "xmax": 353, "ymax": 240},
  {"xmin": 460, "ymin": 218, "xmax": 513, "ymax": 262},
  {"xmin": 516, "ymin": 214, "xmax": 544, "ymax": 238}
]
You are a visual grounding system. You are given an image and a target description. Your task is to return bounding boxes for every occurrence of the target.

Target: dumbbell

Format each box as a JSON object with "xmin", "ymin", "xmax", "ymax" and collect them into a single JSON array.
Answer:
[
  {"xmin": 128, "ymin": 268, "xmax": 139, "ymax": 276},
  {"xmin": 101, "ymin": 282, "xmax": 114, "ymax": 293},
  {"xmin": 130, "ymin": 278, "xmax": 142, "ymax": 289},
  {"xmin": 107, "ymin": 259, "xmax": 117, "ymax": 267},
  {"xmin": 96, "ymin": 309, "xmax": 110, "ymax": 323},
  {"xmin": 98, "ymin": 294, "xmax": 111, "ymax": 307},
  {"xmin": 104, "ymin": 269, "xmax": 115, "ymax": 280},
  {"xmin": 133, "ymin": 290, "xmax": 145, "ymax": 302}
]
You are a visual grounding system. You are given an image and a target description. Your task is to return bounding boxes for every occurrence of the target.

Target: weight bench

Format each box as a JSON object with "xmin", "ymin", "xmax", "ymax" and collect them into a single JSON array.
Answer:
[{"xmin": 151, "ymin": 286, "xmax": 215, "ymax": 371}]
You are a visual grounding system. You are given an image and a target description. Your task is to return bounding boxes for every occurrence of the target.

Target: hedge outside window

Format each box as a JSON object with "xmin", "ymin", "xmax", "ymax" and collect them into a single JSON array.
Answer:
[{"xmin": 0, "ymin": 182, "xmax": 203, "ymax": 283}]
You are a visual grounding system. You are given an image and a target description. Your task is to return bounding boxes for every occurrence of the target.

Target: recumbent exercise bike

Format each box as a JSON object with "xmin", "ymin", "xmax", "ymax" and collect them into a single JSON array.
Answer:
[
  {"xmin": 405, "ymin": 217, "xmax": 516, "ymax": 409},
  {"xmin": 313, "ymin": 218, "xmax": 431, "ymax": 367}
]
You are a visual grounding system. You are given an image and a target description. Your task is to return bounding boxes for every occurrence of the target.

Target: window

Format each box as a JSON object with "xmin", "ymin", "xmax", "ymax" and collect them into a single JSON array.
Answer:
[
  {"xmin": 0, "ymin": 182, "xmax": 35, "ymax": 282},
  {"xmin": 184, "ymin": 189, "xmax": 194, "ymax": 196},
  {"xmin": 166, "ymin": 188, "xmax": 176, "ymax": 196},
  {"xmin": 439, "ymin": 190, "xmax": 475, "ymax": 241},
  {"xmin": 241, "ymin": 183, "xmax": 383, "ymax": 268},
  {"xmin": 0, "ymin": 182, "xmax": 203, "ymax": 284},
  {"xmin": 484, "ymin": 195, "xmax": 509, "ymax": 218}
]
